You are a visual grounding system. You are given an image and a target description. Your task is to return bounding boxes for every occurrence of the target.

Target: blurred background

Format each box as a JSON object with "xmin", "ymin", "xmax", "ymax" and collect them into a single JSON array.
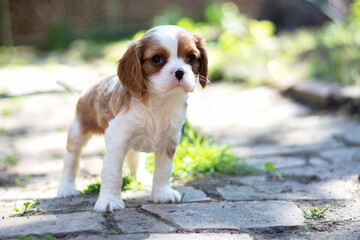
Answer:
[{"xmin": 0, "ymin": 0, "xmax": 359, "ymax": 87}]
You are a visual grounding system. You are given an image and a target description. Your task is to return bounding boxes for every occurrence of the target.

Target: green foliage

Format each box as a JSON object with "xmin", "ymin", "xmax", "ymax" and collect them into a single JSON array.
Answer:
[
  {"xmin": 307, "ymin": 0, "xmax": 360, "ymax": 84},
  {"xmin": 45, "ymin": 22, "xmax": 73, "ymax": 50},
  {"xmin": 80, "ymin": 175, "xmax": 142, "ymax": 195},
  {"xmin": 0, "ymin": 155, "xmax": 19, "ymax": 169},
  {"xmin": 14, "ymin": 200, "xmax": 42, "ymax": 215},
  {"xmin": 152, "ymin": 6, "xmax": 184, "ymax": 26},
  {"xmin": 264, "ymin": 162, "xmax": 275, "ymax": 172},
  {"xmin": 3, "ymin": 1, "xmax": 358, "ymax": 85},
  {"xmin": 146, "ymin": 121, "xmax": 258, "ymax": 181},
  {"xmin": 303, "ymin": 205, "xmax": 332, "ymax": 220}
]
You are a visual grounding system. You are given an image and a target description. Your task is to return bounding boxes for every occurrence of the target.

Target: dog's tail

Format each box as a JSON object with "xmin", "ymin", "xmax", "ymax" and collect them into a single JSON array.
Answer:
[{"xmin": 56, "ymin": 80, "xmax": 84, "ymax": 94}]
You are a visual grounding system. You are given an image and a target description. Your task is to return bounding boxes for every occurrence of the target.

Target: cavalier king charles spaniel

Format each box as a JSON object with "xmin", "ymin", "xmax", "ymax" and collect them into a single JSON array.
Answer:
[{"xmin": 57, "ymin": 25, "xmax": 209, "ymax": 212}]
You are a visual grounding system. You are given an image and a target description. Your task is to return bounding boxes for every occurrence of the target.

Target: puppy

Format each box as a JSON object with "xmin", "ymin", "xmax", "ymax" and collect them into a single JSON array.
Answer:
[{"xmin": 57, "ymin": 25, "xmax": 209, "ymax": 212}]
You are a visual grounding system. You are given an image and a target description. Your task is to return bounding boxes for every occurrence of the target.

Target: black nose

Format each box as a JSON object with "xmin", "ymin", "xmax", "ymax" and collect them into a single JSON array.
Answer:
[{"xmin": 175, "ymin": 68, "xmax": 184, "ymax": 81}]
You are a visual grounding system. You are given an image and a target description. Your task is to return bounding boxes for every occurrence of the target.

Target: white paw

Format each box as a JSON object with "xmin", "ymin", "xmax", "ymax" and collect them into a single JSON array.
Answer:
[
  {"xmin": 94, "ymin": 194, "xmax": 125, "ymax": 212},
  {"xmin": 152, "ymin": 187, "xmax": 181, "ymax": 203},
  {"xmin": 57, "ymin": 183, "xmax": 79, "ymax": 198}
]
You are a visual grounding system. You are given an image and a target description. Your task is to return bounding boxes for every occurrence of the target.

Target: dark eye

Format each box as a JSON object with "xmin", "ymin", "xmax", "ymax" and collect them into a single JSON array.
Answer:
[
  {"xmin": 187, "ymin": 54, "xmax": 196, "ymax": 64},
  {"xmin": 151, "ymin": 55, "xmax": 163, "ymax": 65}
]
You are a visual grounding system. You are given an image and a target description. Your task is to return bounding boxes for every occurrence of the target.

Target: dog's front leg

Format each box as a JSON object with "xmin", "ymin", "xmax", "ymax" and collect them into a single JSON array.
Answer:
[
  {"xmin": 94, "ymin": 120, "xmax": 129, "ymax": 212},
  {"xmin": 151, "ymin": 143, "xmax": 181, "ymax": 203}
]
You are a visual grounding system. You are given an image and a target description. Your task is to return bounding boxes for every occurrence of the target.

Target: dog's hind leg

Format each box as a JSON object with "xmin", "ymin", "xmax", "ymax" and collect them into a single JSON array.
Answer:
[
  {"xmin": 57, "ymin": 117, "xmax": 91, "ymax": 197},
  {"xmin": 125, "ymin": 149, "xmax": 153, "ymax": 186}
]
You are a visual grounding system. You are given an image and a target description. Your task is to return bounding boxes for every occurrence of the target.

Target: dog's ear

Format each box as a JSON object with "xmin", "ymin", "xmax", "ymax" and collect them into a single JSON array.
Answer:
[
  {"xmin": 117, "ymin": 42, "xmax": 146, "ymax": 98},
  {"xmin": 193, "ymin": 34, "xmax": 209, "ymax": 88}
]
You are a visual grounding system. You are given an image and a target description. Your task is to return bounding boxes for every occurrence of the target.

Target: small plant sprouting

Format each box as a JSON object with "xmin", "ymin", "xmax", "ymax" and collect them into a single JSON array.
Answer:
[
  {"xmin": 15, "ymin": 175, "xmax": 32, "ymax": 187},
  {"xmin": 18, "ymin": 233, "xmax": 58, "ymax": 240},
  {"xmin": 303, "ymin": 205, "xmax": 332, "ymax": 220},
  {"xmin": 14, "ymin": 199, "xmax": 42, "ymax": 215},
  {"xmin": 264, "ymin": 162, "xmax": 285, "ymax": 180}
]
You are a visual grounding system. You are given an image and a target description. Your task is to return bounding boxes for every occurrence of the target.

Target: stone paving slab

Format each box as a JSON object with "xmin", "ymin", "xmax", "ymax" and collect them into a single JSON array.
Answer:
[
  {"xmin": 142, "ymin": 201, "xmax": 304, "ymax": 230},
  {"xmin": 230, "ymin": 142, "xmax": 344, "ymax": 158},
  {"xmin": 38, "ymin": 196, "xmax": 97, "ymax": 213},
  {"xmin": 113, "ymin": 208, "xmax": 176, "ymax": 234},
  {"xmin": 72, "ymin": 233, "xmax": 253, "ymax": 240},
  {"xmin": 246, "ymin": 156, "xmax": 307, "ymax": 170},
  {"xmin": 176, "ymin": 186, "xmax": 211, "ymax": 202},
  {"xmin": 318, "ymin": 147, "xmax": 360, "ymax": 163},
  {"xmin": 278, "ymin": 161, "xmax": 360, "ymax": 181},
  {"xmin": 0, "ymin": 211, "xmax": 105, "ymax": 239},
  {"xmin": 218, "ymin": 179, "xmax": 358, "ymax": 201}
]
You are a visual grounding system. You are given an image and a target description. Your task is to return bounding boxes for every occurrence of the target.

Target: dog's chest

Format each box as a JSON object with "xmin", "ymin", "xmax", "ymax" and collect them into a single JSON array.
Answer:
[{"xmin": 130, "ymin": 107, "xmax": 185, "ymax": 152}]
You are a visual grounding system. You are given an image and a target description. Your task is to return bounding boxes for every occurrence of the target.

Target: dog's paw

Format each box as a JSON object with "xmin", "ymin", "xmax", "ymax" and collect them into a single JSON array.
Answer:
[
  {"xmin": 152, "ymin": 187, "xmax": 181, "ymax": 203},
  {"xmin": 57, "ymin": 183, "xmax": 79, "ymax": 198},
  {"xmin": 94, "ymin": 194, "xmax": 125, "ymax": 212}
]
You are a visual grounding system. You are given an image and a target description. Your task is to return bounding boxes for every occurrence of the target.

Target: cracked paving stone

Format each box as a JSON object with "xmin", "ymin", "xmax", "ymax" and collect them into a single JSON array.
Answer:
[
  {"xmin": 113, "ymin": 208, "xmax": 176, "ymax": 233},
  {"xmin": 142, "ymin": 201, "xmax": 303, "ymax": 229},
  {"xmin": 218, "ymin": 179, "xmax": 358, "ymax": 201},
  {"xmin": 0, "ymin": 211, "xmax": 105, "ymax": 239}
]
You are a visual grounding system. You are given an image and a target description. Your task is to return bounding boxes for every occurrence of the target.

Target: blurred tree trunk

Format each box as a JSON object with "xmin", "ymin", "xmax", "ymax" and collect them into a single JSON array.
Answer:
[{"xmin": 0, "ymin": 0, "xmax": 13, "ymax": 45}]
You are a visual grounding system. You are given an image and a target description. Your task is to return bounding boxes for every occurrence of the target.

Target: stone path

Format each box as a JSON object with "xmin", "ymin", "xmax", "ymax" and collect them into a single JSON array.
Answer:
[{"xmin": 1, "ymin": 66, "xmax": 360, "ymax": 239}]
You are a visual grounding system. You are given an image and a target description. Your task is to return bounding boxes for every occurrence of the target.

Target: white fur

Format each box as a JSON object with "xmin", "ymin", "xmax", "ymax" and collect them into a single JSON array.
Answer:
[{"xmin": 58, "ymin": 25, "xmax": 201, "ymax": 212}]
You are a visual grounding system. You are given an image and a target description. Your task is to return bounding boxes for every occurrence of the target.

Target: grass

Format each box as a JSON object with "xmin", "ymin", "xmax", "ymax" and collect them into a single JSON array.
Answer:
[
  {"xmin": 80, "ymin": 175, "xmax": 142, "ymax": 195},
  {"xmin": 0, "ymin": 154, "xmax": 19, "ymax": 170},
  {"xmin": 14, "ymin": 199, "xmax": 42, "ymax": 215},
  {"xmin": 19, "ymin": 234, "xmax": 58, "ymax": 240},
  {"xmin": 146, "ymin": 121, "xmax": 258, "ymax": 181}
]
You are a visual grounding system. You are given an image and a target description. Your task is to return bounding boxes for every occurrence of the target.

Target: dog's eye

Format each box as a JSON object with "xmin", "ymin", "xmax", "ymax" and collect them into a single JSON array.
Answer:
[
  {"xmin": 151, "ymin": 55, "xmax": 163, "ymax": 65},
  {"xmin": 187, "ymin": 54, "xmax": 196, "ymax": 64}
]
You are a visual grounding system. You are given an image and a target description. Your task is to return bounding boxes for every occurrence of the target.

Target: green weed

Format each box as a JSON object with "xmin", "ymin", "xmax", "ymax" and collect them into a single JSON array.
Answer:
[
  {"xmin": 14, "ymin": 199, "xmax": 42, "ymax": 215},
  {"xmin": 146, "ymin": 121, "xmax": 258, "ymax": 181},
  {"xmin": 303, "ymin": 205, "xmax": 332, "ymax": 220},
  {"xmin": 264, "ymin": 162, "xmax": 285, "ymax": 180},
  {"xmin": 15, "ymin": 176, "xmax": 32, "ymax": 187},
  {"xmin": 0, "ymin": 155, "xmax": 19, "ymax": 168},
  {"xmin": 19, "ymin": 234, "xmax": 58, "ymax": 240}
]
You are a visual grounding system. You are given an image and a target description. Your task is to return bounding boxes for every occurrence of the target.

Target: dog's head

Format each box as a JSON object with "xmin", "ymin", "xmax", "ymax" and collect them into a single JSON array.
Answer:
[{"xmin": 117, "ymin": 25, "xmax": 209, "ymax": 99}]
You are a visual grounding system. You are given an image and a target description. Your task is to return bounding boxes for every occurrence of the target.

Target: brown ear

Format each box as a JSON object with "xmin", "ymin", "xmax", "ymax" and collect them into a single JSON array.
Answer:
[
  {"xmin": 193, "ymin": 34, "xmax": 209, "ymax": 88},
  {"xmin": 117, "ymin": 42, "xmax": 146, "ymax": 98}
]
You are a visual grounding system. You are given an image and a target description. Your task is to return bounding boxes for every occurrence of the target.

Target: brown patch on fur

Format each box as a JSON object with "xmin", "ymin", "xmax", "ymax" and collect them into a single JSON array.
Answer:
[
  {"xmin": 177, "ymin": 31, "xmax": 201, "ymax": 75},
  {"xmin": 117, "ymin": 42, "xmax": 146, "ymax": 100},
  {"xmin": 177, "ymin": 32, "xmax": 208, "ymax": 88},
  {"xmin": 76, "ymin": 76, "xmax": 129, "ymax": 135},
  {"xmin": 166, "ymin": 138, "xmax": 178, "ymax": 158},
  {"xmin": 142, "ymin": 45, "xmax": 170, "ymax": 76},
  {"xmin": 117, "ymin": 33, "xmax": 169, "ymax": 103},
  {"xmin": 193, "ymin": 34, "xmax": 209, "ymax": 88}
]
